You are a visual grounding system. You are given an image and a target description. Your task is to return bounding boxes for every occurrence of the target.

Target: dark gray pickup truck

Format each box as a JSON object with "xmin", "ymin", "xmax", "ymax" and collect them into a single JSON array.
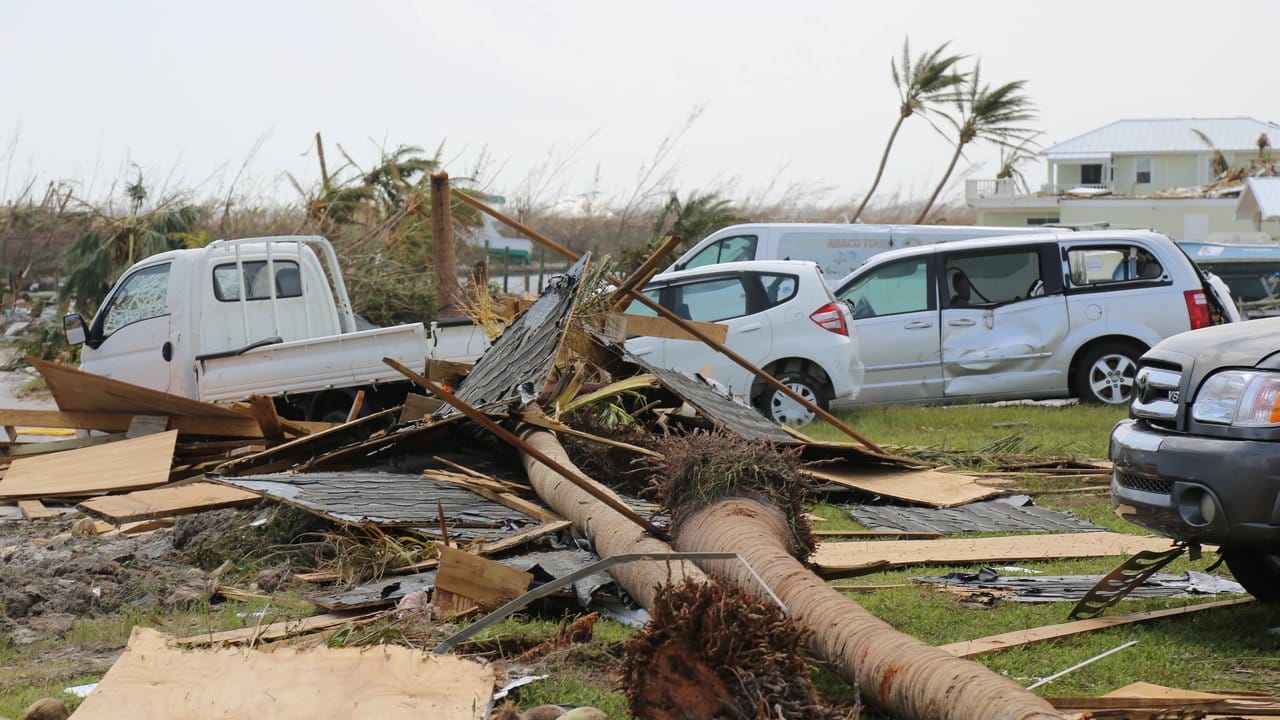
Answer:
[{"xmin": 1110, "ymin": 317, "xmax": 1280, "ymax": 601}]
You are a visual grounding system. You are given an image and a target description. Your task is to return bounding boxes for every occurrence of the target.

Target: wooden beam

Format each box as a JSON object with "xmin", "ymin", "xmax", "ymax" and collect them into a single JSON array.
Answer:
[
  {"xmin": 610, "ymin": 313, "xmax": 729, "ymax": 343},
  {"xmin": 384, "ymin": 358, "xmax": 667, "ymax": 539},
  {"xmin": 0, "ymin": 408, "xmax": 263, "ymax": 438},
  {"xmin": 344, "ymin": 389, "xmax": 366, "ymax": 424},
  {"xmin": 248, "ymin": 395, "xmax": 284, "ymax": 444},
  {"xmin": 938, "ymin": 597, "xmax": 1253, "ymax": 658}
]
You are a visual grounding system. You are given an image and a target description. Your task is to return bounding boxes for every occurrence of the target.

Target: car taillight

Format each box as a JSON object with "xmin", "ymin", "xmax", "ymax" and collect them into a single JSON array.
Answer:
[
  {"xmin": 809, "ymin": 302, "xmax": 848, "ymax": 336},
  {"xmin": 1184, "ymin": 289, "xmax": 1211, "ymax": 329}
]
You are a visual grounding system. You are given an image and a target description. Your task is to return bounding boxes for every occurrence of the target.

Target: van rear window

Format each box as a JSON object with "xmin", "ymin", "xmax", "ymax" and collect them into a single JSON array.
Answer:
[{"xmin": 213, "ymin": 261, "xmax": 303, "ymax": 301}]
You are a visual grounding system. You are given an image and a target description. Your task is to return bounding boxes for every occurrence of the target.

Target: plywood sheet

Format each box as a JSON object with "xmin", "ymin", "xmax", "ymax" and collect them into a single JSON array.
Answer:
[
  {"xmin": 30, "ymin": 357, "xmax": 246, "ymax": 418},
  {"xmin": 72, "ymin": 626, "xmax": 494, "ymax": 719},
  {"xmin": 812, "ymin": 531, "xmax": 1176, "ymax": 574},
  {"xmin": 177, "ymin": 611, "xmax": 382, "ymax": 646},
  {"xmin": 0, "ymin": 431, "xmax": 177, "ymax": 500},
  {"xmin": 18, "ymin": 499, "xmax": 58, "ymax": 519},
  {"xmin": 79, "ymin": 481, "xmax": 260, "ymax": 522},
  {"xmin": 806, "ymin": 464, "xmax": 998, "ymax": 507}
]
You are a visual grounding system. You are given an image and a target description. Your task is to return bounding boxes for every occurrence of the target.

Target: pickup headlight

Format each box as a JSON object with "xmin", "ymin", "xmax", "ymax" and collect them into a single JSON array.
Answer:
[{"xmin": 1192, "ymin": 370, "xmax": 1280, "ymax": 426}]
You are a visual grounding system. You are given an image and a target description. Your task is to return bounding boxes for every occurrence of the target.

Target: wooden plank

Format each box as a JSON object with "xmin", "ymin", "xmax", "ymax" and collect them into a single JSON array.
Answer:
[
  {"xmin": 804, "ymin": 464, "xmax": 999, "ymax": 507},
  {"xmin": 79, "ymin": 482, "xmax": 261, "ymax": 522},
  {"xmin": 126, "ymin": 415, "xmax": 170, "ymax": 438},
  {"xmin": 177, "ymin": 611, "xmax": 383, "ymax": 646},
  {"xmin": 0, "ymin": 432, "xmax": 127, "ymax": 460},
  {"xmin": 427, "ymin": 359, "xmax": 473, "ymax": 384},
  {"xmin": 18, "ymin": 499, "xmax": 58, "ymax": 520},
  {"xmin": 30, "ymin": 356, "xmax": 248, "ymax": 418},
  {"xmin": 0, "ymin": 431, "xmax": 178, "ymax": 500},
  {"xmin": 812, "ymin": 531, "xmax": 1177, "ymax": 575},
  {"xmin": 400, "ymin": 393, "xmax": 443, "ymax": 423},
  {"xmin": 345, "ymin": 389, "xmax": 366, "ymax": 423},
  {"xmin": 435, "ymin": 545, "xmax": 532, "ymax": 611},
  {"xmin": 614, "ymin": 312, "xmax": 729, "ymax": 343},
  {"xmin": 0, "ymin": 408, "xmax": 263, "ymax": 438},
  {"xmin": 72, "ymin": 626, "xmax": 495, "ymax": 719},
  {"xmin": 938, "ymin": 597, "xmax": 1252, "ymax": 658},
  {"xmin": 248, "ymin": 395, "xmax": 285, "ymax": 444}
]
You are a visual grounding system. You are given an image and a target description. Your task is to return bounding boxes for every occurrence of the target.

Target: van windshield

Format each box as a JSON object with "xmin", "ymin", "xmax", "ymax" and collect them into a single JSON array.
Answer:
[{"xmin": 683, "ymin": 235, "xmax": 757, "ymax": 269}]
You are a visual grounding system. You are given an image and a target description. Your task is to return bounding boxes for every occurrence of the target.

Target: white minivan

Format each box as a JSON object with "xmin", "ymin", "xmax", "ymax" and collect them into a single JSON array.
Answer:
[
  {"xmin": 831, "ymin": 230, "xmax": 1239, "ymax": 406},
  {"xmin": 666, "ymin": 223, "xmax": 1048, "ymax": 280}
]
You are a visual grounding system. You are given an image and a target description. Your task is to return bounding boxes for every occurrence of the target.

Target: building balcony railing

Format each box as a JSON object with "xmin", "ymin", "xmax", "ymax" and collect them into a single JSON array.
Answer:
[{"xmin": 966, "ymin": 178, "xmax": 1116, "ymax": 201}]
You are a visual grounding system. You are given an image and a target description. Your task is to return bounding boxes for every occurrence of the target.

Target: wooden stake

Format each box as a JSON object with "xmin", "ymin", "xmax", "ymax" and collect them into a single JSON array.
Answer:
[{"xmin": 383, "ymin": 357, "xmax": 667, "ymax": 539}]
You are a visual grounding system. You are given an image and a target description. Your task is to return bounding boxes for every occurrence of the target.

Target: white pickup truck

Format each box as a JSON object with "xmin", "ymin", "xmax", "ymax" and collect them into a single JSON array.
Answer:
[{"xmin": 62, "ymin": 236, "xmax": 490, "ymax": 421}]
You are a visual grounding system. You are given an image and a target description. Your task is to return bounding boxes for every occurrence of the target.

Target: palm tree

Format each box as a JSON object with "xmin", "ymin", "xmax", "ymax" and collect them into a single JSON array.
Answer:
[
  {"xmin": 851, "ymin": 39, "xmax": 967, "ymax": 223},
  {"xmin": 994, "ymin": 134, "xmax": 1043, "ymax": 194},
  {"xmin": 914, "ymin": 62, "xmax": 1036, "ymax": 223}
]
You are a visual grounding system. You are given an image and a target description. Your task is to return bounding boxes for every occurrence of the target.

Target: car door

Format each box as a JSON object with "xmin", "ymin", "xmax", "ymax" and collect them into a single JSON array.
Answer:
[
  {"xmin": 660, "ymin": 272, "xmax": 771, "ymax": 398},
  {"xmin": 939, "ymin": 244, "xmax": 1070, "ymax": 400},
  {"xmin": 80, "ymin": 261, "xmax": 176, "ymax": 392},
  {"xmin": 834, "ymin": 256, "xmax": 942, "ymax": 403}
]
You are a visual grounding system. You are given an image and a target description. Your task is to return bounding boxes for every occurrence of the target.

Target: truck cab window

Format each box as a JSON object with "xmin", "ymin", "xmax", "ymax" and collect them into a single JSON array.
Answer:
[
  {"xmin": 100, "ymin": 263, "xmax": 171, "ymax": 337},
  {"xmin": 213, "ymin": 261, "xmax": 303, "ymax": 301}
]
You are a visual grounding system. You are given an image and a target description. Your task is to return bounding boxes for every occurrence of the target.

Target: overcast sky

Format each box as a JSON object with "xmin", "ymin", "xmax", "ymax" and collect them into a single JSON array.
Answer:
[{"xmin": 4, "ymin": 0, "xmax": 1277, "ymax": 213}]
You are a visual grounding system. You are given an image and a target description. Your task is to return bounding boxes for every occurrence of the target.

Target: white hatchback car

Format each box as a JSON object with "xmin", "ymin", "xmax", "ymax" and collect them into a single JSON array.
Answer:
[
  {"xmin": 624, "ymin": 260, "xmax": 862, "ymax": 425},
  {"xmin": 831, "ymin": 230, "xmax": 1238, "ymax": 406}
]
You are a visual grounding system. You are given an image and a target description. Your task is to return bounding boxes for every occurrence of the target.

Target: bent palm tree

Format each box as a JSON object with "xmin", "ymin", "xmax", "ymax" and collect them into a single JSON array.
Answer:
[
  {"xmin": 915, "ymin": 62, "xmax": 1037, "ymax": 223},
  {"xmin": 851, "ymin": 39, "xmax": 966, "ymax": 223}
]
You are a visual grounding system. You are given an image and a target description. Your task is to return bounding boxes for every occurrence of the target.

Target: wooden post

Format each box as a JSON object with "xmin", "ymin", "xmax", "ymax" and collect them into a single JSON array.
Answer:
[
  {"xmin": 451, "ymin": 189, "xmax": 891, "ymax": 456},
  {"xmin": 314, "ymin": 132, "xmax": 329, "ymax": 188},
  {"xmin": 430, "ymin": 172, "xmax": 464, "ymax": 319}
]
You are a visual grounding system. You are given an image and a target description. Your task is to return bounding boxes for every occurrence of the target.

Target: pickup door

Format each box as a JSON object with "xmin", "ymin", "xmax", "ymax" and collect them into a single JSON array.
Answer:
[{"xmin": 80, "ymin": 261, "xmax": 179, "ymax": 393}]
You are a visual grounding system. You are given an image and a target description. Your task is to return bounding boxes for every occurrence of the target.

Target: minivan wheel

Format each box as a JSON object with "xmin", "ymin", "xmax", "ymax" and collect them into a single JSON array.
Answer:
[
  {"xmin": 1224, "ymin": 549, "xmax": 1280, "ymax": 602},
  {"xmin": 1074, "ymin": 343, "xmax": 1141, "ymax": 404},
  {"xmin": 756, "ymin": 372, "xmax": 829, "ymax": 427}
]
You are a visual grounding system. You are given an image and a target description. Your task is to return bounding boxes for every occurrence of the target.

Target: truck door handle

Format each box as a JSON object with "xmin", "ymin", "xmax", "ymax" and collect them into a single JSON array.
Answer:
[
  {"xmin": 738, "ymin": 323, "xmax": 762, "ymax": 333},
  {"xmin": 162, "ymin": 342, "xmax": 173, "ymax": 362},
  {"xmin": 904, "ymin": 320, "xmax": 934, "ymax": 329},
  {"xmin": 948, "ymin": 318, "xmax": 976, "ymax": 327}
]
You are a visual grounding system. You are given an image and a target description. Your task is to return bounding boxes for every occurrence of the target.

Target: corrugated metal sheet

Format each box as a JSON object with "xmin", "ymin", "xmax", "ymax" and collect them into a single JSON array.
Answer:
[
  {"xmin": 1046, "ymin": 117, "xmax": 1280, "ymax": 158},
  {"xmin": 842, "ymin": 496, "xmax": 1103, "ymax": 534},
  {"xmin": 1237, "ymin": 177, "xmax": 1280, "ymax": 220}
]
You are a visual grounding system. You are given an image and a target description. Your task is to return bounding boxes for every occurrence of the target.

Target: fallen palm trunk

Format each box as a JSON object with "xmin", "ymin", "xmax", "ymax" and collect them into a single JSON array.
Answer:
[
  {"xmin": 517, "ymin": 428, "xmax": 703, "ymax": 609},
  {"xmin": 654, "ymin": 434, "xmax": 1062, "ymax": 720}
]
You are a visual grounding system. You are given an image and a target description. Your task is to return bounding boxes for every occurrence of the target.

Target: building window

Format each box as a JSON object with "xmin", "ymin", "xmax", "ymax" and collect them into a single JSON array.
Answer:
[
  {"xmin": 1135, "ymin": 157, "xmax": 1152, "ymax": 184},
  {"xmin": 1081, "ymin": 164, "xmax": 1102, "ymax": 185},
  {"xmin": 1026, "ymin": 217, "xmax": 1060, "ymax": 225}
]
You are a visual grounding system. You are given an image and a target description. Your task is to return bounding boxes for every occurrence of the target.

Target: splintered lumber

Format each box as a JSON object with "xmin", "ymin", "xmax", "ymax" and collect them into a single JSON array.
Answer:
[
  {"xmin": 78, "ymin": 482, "xmax": 261, "ymax": 522},
  {"xmin": 434, "ymin": 546, "xmax": 533, "ymax": 613},
  {"xmin": 72, "ymin": 626, "xmax": 494, "ymax": 719},
  {"xmin": 804, "ymin": 464, "xmax": 999, "ymax": 507},
  {"xmin": 30, "ymin": 356, "xmax": 247, "ymax": 419},
  {"xmin": 17, "ymin": 499, "xmax": 58, "ymax": 520},
  {"xmin": 248, "ymin": 395, "xmax": 285, "ymax": 443},
  {"xmin": 812, "ymin": 532, "xmax": 1175, "ymax": 575},
  {"xmin": 0, "ymin": 430, "xmax": 178, "ymax": 500},
  {"xmin": 938, "ymin": 597, "xmax": 1253, "ymax": 658},
  {"xmin": 424, "ymin": 469, "xmax": 560, "ymax": 522},
  {"xmin": 0, "ymin": 408, "xmax": 262, "ymax": 438},
  {"xmin": 177, "ymin": 610, "xmax": 384, "ymax": 646}
]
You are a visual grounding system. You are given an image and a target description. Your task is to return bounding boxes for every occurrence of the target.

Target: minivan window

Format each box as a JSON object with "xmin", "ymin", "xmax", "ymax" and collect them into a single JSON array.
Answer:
[
  {"xmin": 101, "ymin": 263, "xmax": 171, "ymax": 336},
  {"xmin": 682, "ymin": 235, "xmax": 757, "ymax": 270},
  {"xmin": 837, "ymin": 258, "xmax": 929, "ymax": 319},
  {"xmin": 943, "ymin": 250, "xmax": 1041, "ymax": 308},
  {"xmin": 671, "ymin": 277, "xmax": 749, "ymax": 322},
  {"xmin": 1067, "ymin": 246, "xmax": 1163, "ymax": 286},
  {"xmin": 213, "ymin": 260, "xmax": 303, "ymax": 302}
]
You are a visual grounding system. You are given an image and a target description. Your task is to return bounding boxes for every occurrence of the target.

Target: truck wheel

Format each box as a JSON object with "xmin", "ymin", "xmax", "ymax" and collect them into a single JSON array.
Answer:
[
  {"xmin": 1224, "ymin": 549, "xmax": 1280, "ymax": 602},
  {"xmin": 754, "ymin": 372, "xmax": 829, "ymax": 427},
  {"xmin": 1074, "ymin": 342, "xmax": 1142, "ymax": 405}
]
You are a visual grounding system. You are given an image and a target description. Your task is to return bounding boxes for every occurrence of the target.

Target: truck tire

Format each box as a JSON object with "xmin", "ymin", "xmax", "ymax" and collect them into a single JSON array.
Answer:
[
  {"xmin": 1224, "ymin": 549, "xmax": 1280, "ymax": 602},
  {"xmin": 1074, "ymin": 342, "xmax": 1142, "ymax": 405},
  {"xmin": 754, "ymin": 372, "xmax": 829, "ymax": 427}
]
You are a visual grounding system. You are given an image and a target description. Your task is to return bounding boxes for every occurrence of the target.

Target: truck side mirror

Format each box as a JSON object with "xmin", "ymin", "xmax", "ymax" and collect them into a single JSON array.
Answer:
[{"xmin": 62, "ymin": 313, "xmax": 88, "ymax": 347}]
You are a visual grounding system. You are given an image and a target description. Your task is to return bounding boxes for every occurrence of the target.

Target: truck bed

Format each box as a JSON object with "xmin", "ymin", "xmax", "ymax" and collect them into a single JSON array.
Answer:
[{"xmin": 196, "ymin": 324, "xmax": 429, "ymax": 403}]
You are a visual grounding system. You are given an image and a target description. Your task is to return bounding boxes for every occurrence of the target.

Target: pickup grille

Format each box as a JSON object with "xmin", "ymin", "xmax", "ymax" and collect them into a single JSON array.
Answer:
[
  {"xmin": 1131, "ymin": 363, "xmax": 1184, "ymax": 427},
  {"xmin": 1115, "ymin": 470, "xmax": 1173, "ymax": 496}
]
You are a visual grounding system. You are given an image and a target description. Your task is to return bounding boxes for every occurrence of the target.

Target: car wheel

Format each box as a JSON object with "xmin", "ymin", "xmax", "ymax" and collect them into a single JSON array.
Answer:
[
  {"xmin": 1224, "ymin": 549, "xmax": 1280, "ymax": 602},
  {"xmin": 755, "ymin": 372, "xmax": 829, "ymax": 427},
  {"xmin": 1074, "ymin": 342, "xmax": 1142, "ymax": 404}
]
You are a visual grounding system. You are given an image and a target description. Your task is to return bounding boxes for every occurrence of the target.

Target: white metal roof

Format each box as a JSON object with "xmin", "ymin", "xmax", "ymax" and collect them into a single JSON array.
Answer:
[
  {"xmin": 1045, "ymin": 117, "xmax": 1280, "ymax": 159},
  {"xmin": 1235, "ymin": 177, "xmax": 1280, "ymax": 220}
]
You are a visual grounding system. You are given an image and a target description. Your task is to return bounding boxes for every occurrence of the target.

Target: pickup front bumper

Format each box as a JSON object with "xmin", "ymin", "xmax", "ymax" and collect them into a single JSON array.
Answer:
[{"xmin": 1110, "ymin": 419, "xmax": 1280, "ymax": 549}]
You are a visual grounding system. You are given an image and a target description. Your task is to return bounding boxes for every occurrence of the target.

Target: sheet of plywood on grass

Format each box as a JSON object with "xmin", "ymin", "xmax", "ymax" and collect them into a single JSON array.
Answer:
[
  {"xmin": 72, "ymin": 626, "xmax": 494, "ymax": 720},
  {"xmin": 812, "ymin": 531, "xmax": 1176, "ymax": 574},
  {"xmin": 938, "ymin": 597, "xmax": 1251, "ymax": 658},
  {"xmin": 29, "ymin": 356, "xmax": 246, "ymax": 419},
  {"xmin": 804, "ymin": 463, "xmax": 999, "ymax": 507},
  {"xmin": 79, "ymin": 481, "xmax": 261, "ymax": 522},
  {"xmin": 177, "ymin": 610, "xmax": 383, "ymax": 646},
  {"xmin": 0, "ymin": 430, "xmax": 178, "ymax": 500}
]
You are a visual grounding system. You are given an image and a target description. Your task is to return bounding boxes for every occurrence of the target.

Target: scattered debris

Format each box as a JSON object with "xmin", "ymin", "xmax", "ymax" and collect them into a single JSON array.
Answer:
[
  {"xmin": 844, "ymin": 495, "xmax": 1104, "ymax": 534},
  {"xmin": 916, "ymin": 569, "xmax": 1245, "ymax": 602}
]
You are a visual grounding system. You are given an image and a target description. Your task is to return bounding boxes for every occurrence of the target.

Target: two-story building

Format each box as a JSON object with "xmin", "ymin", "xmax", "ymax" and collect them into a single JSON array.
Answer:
[{"xmin": 967, "ymin": 117, "xmax": 1280, "ymax": 242}]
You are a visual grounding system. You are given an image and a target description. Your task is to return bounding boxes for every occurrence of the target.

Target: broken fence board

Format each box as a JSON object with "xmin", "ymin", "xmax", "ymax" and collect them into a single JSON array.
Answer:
[
  {"xmin": 177, "ymin": 610, "xmax": 384, "ymax": 646},
  {"xmin": 73, "ymin": 626, "xmax": 495, "ymax": 719},
  {"xmin": 17, "ymin": 499, "xmax": 58, "ymax": 520},
  {"xmin": 0, "ymin": 430, "xmax": 178, "ymax": 500},
  {"xmin": 436, "ymin": 546, "xmax": 533, "ymax": 611},
  {"xmin": 938, "ymin": 597, "xmax": 1252, "ymax": 658},
  {"xmin": 812, "ymin": 531, "xmax": 1177, "ymax": 575},
  {"xmin": 79, "ymin": 481, "xmax": 261, "ymax": 522},
  {"xmin": 805, "ymin": 464, "xmax": 999, "ymax": 507}
]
